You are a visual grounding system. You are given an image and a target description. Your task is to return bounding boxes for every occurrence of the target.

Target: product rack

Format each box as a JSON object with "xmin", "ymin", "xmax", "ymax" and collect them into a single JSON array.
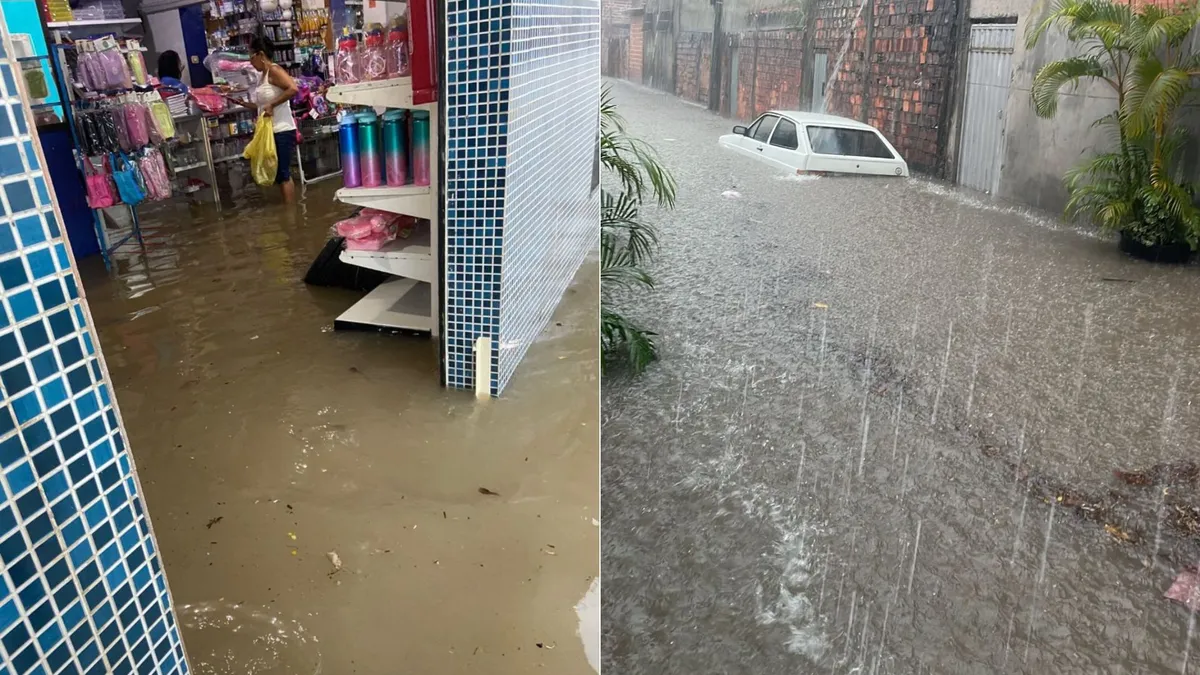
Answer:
[{"xmin": 324, "ymin": 0, "xmax": 439, "ymax": 334}]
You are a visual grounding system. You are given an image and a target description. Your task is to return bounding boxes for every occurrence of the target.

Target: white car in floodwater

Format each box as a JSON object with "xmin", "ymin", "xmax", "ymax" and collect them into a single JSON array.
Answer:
[{"xmin": 719, "ymin": 111, "xmax": 909, "ymax": 178}]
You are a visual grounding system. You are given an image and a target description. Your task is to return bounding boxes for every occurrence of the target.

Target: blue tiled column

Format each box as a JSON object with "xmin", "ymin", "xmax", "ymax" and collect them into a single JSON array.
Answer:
[
  {"xmin": 0, "ymin": 14, "xmax": 189, "ymax": 675},
  {"xmin": 443, "ymin": 0, "xmax": 600, "ymax": 396}
]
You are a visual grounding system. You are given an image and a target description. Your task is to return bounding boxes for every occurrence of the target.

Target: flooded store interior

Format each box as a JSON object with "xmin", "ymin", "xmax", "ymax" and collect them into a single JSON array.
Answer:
[{"xmin": 79, "ymin": 183, "xmax": 600, "ymax": 674}]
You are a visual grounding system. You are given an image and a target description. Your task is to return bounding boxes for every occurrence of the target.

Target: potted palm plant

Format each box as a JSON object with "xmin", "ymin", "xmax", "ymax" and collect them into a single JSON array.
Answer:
[{"xmin": 1028, "ymin": 0, "xmax": 1200, "ymax": 263}]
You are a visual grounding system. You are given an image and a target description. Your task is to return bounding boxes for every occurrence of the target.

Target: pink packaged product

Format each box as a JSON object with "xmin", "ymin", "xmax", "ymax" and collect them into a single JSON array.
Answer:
[
  {"xmin": 335, "ymin": 208, "xmax": 401, "ymax": 238},
  {"xmin": 344, "ymin": 229, "xmax": 396, "ymax": 251},
  {"xmin": 138, "ymin": 148, "xmax": 172, "ymax": 201},
  {"xmin": 124, "ymin": 103, "xmax": 149, "ymax": 147}
]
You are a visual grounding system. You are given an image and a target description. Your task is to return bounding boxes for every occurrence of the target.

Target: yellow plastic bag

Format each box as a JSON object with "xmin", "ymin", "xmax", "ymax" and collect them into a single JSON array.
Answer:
[{"xmin": 243, "ymin": 114, "xmax": 278, "ymax": 186}]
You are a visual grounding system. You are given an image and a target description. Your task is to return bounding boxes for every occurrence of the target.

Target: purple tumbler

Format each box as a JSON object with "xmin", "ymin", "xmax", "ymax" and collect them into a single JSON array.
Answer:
[{"xmin": 339, "ymin": 114, "xmax": 361, "ymax": 188}]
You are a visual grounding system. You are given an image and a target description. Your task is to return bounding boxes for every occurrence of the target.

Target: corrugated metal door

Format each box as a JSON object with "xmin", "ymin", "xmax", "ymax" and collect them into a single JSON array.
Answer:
[
  {"xmin": 810, "ymin": 52, "xmax": 828, "ymax": 112},
  {"xmin": 957, "ymin": 24, "xmax": 1015, "ymax": 194}
]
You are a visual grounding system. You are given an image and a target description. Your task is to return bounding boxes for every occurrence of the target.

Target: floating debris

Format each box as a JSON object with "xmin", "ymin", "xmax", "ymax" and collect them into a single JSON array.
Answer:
[
  {"xmin": 326, "ymin": 551, "xmax": 343, "ymax": 576},
  {"xmin": 1166, "ymin": 567, "xmax": 1200, "ymax": 611},
  {"xmin": 1104, "ymin": 524, "xmax": 1136, "ymax": 543},
  {"xmin": 478, "ymin": 487, "xmax": 500, "ymax": 497},
  {"xmin": 205, "ymin": 516, "xmax": 223, "ymax": 530}
]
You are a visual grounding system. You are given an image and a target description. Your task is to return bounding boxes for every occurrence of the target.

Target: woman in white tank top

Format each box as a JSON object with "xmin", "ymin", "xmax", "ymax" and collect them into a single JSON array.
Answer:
[{"xmin": 227, "ymin": 36, "xmax": 300, "ymax": 202}]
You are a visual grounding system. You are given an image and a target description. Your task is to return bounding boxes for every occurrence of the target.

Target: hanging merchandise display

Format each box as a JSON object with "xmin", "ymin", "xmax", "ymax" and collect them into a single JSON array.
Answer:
[
  {"xmin": 125, "ymin": 39, "xmax": 149, "ymax": 87},
  {"xmin": 110, "ymin": 151, "xmax": 147, "ymax": 206},
  {"xmin": 83, "ymin": 158, "xmax": 116, "ymax": 209}
]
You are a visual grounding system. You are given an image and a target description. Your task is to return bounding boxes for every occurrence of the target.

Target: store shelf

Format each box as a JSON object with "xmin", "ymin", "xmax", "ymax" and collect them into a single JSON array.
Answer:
[
  {"xmin": 335, "ymin": 278, "xmax": 433, "ymax": 333},
  {"xmin": 327, "ymin": 77, "xmax": 431, "ymax": 110},
  {"xmin": 174, "ymin": 162, "xmax": 208, "ymax": 172},
  {"xmin": 214, "ymin": 155, "xmax": 243, "ymax": 165},
  {"xmin": 339, "ymin": 229, "xmax": 434, "ymax": 282},
  {"xmin": 334, "ymin": 185, "xmax": 432, "ymax": 219}
]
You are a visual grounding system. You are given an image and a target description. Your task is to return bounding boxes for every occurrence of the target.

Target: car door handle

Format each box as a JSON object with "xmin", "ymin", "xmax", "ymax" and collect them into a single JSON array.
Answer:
[{"xmin": 757, "ymin": 147, "xmax": 763, "ymax": 152}]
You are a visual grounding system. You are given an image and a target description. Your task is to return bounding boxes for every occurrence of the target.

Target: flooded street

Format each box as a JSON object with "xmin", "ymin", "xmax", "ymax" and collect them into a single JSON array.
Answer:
[
  {"xmin": 601, "ymin": 81, "xmax": 1200, "ymax": 674},
  {"xmin": 77, "ymin": 182, "xmax": 599, "ymax": 674}
]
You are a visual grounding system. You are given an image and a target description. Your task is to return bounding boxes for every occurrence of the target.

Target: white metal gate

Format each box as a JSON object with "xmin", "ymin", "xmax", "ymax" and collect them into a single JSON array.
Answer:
[
  {"xmin": 811, "ymin": 52, "xmax": 828, "ymax": 112},
  {"xmin": 957, "ymin": 24, "xmax": 1015, "ymax": 194}
]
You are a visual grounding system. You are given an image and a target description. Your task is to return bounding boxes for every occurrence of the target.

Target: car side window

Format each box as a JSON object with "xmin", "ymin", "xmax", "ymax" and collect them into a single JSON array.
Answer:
[
  {"xmin": 769, "ymin": 118, "xmax": 799, "ymax": 150},
  {"xmin": 856, "ymin": 130, "xmax": 895, "ymax": 159},
  {"xmin": 806, "ymin": 125, "xmax": 896, "ymax": 159},
  {"xmin": 752, "ymin": 115, "xmax": 778, "ymax": 143}
]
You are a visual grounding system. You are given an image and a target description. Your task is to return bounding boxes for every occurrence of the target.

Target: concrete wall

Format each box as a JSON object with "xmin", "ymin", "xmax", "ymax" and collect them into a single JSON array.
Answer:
[
  {"xmin": 970, "ymin": 0, "xmax": 1026, "ymax": 18},
  {"xmin": 993, "ymin": 6, "xmax": 1112, "ymax": 212},
  {"xmin": 994, "ymin": 1, "xmax": 1200, "ymax": 214}
]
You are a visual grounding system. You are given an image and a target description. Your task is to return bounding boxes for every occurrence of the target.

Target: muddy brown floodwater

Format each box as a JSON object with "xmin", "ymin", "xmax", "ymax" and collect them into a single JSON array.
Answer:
[
  {"xmin": 76, "ymin": 181, "xmax": 599, "ymax": 674},
  {"xmin": 602, "ymin": 80, "xmax": 1200, "ymax": 675}
]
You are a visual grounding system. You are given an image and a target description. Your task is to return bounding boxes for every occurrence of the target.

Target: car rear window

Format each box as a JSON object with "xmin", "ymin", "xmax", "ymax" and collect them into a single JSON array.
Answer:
[
  {"xmin": 770, "ymin": 119, "xmax": 799, "ymax": 150},
  {"xmin": 751, "ymin": 115, "xmax": 778, "ymax": 143},
  {"xmin": 806, "ymin": 126, "xmax": 895, "ymax": 159}
]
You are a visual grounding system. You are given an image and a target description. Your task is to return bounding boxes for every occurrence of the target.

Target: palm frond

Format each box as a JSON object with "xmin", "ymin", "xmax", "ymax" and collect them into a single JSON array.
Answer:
[
  {"xmin": 1030, "ymin": 57, "xmax": 1109, "ymax": 117},
  {"xmin": 601, "ymin": 307, "xmax": 658, "ymax": 374}
]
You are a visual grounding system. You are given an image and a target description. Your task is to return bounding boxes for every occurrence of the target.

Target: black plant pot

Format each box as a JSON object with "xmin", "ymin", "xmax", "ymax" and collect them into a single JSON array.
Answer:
[{"xmin": 1118, "ymin": 231, "xmax": 1194, "ymax": 264}]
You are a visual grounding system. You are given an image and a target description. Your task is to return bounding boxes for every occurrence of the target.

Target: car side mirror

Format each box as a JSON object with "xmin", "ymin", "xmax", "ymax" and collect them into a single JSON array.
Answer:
[{"xmin": 733, "ymin": 125, "xmax": 748, "ymax": 136}]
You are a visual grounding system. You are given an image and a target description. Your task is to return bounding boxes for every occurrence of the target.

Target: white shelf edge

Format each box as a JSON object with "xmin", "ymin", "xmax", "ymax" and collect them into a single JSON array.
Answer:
[
  {"xmin": 326, "ymin": 77, "xmax": 434, "ymax": 110},
  {"xmin": 338, "ymin": 229, "xmax": 434, "ymax": 282},
  {"xmin": 47, "ymin": 18, "xmax": 144, "ymax": 28},
  {"xmin": 174, "ymin": 162, "xmax": 208, "ymax": 172},
  {"xmin": 334, "ymin": 185, "xmax": 433, "ymax": 220},
  {"xmin": 334, "ymin": 278, "xmax": 433, "ymax": 333}
]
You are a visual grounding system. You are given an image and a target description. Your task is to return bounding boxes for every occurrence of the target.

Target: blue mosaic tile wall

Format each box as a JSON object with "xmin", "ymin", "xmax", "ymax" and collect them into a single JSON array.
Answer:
[
  {"xmin": 443, "ymin": 0, "xmax": 511, "ymax": 395},
  {"xmin": 442, "ymin": 0, "xmax": 599, "ymax": 396},
  {"xmin": 0, "ymin": 15, "xmax": 189, "ymax": 675},
  {"xmin": 495, "ymin": 0, "xmax": 598, "ymax": 392}
]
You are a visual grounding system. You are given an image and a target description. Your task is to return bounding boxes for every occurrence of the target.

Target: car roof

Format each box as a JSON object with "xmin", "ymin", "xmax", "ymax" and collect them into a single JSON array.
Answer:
[{"xmin": 767, "ymin": 110, "xmax": 878, "ymax": 131}]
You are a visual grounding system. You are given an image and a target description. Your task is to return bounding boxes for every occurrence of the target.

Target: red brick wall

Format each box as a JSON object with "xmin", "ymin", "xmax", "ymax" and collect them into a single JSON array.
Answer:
[
  {"xmin": 812, "ymin": 0, "xmax": 871, "ymax": 121},
  {"xmin": 742, "ymin": 30, "xmax": 806, "ymax": 119},
  {"xmin": 728, "ymin": 0, "xmax": 959, "ymax": 175},
  {"xmin": 676, "ymin": 32, "xmax": 712, "ymax": 104},
  {"xmin": 602, "ymin": 0, "xmax": 635, "ymax": 30},
  {"xmin": 858, "ymin": 0, "xmax": 958, "ymax": 175},
  {"xmin": 629, "ymin": 19, "xmax": 644, "ymax": 83}
]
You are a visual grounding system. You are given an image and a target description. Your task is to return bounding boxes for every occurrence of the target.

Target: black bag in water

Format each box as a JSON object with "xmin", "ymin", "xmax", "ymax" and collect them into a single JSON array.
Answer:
[{"xmin": 302, "ymin": 236, "xmax": 392, "ymax": 292}]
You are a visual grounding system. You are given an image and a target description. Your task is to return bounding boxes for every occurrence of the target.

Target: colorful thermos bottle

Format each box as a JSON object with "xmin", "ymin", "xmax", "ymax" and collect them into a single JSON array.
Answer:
[
  {"xmin": 411, "ymin": 110, "xmax": 430, "ymax": 187},
  {"xmin": 339, "ymin": 112, "xmax": 360, "ymax": 188},
  {"xmin": 357, "ymin": 109, "xmax": 383, "ymax": 188},
  {"xmin": 382, "ymin": 109, "xmax": 407, "ymax": 186}
]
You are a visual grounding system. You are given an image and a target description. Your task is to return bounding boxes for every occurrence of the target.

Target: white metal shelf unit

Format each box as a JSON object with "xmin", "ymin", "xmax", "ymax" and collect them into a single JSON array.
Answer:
[{"xmin": 326, "ymin": 77, "xmax": 439, "ymax": 335}]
